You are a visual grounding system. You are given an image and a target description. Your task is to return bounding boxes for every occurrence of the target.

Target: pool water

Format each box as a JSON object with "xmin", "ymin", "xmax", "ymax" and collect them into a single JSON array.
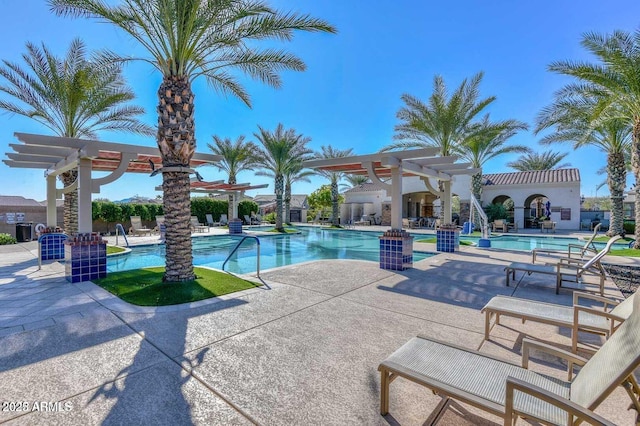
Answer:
[
  {"xmin": 108, "ymin": 227, "xmax": 435, "ymax": 274},
  {"xmin": 459, "ymin": 234, "xmax": 619, "ymax": 252}
]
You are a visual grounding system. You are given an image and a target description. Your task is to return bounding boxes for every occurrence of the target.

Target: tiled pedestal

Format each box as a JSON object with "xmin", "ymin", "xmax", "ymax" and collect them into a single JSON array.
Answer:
[
  {"xmin": 436, "ymin": 229, "xmax": 460, "ymax": 253},
  {"xmin": 229, "ymin": 218, "xmax": 243, "ymax": 234},
  {"xmin": 379, "ymin": 229, "xmax": 413, "ymax": 270},
  {"xmin": 38, "ymin": 233, "xmax": 68, "ymax": 261},
  {"xmin": 65, "ymin": 233, "xmax": 107, "ymax": 283}
]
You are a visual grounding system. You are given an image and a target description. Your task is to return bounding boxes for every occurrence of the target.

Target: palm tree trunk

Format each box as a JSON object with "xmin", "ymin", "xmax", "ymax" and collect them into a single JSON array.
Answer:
[
  {"xmin": 634, "ymin": 122, "xmax": 640, "ymax": 249},
  {"xmin": 331, "ymin": 181, "xmax": 339, "ymax": 226},
  {"xmin": 471, "ymin": 172, "xmax": 483, "ymax": 228},
  {"xmin": 158, "ymin": 75, "xmax": 196, "ymax": 281},
  {"xmin": 275, "ymin": 173, "xmax": 284, "ymax": 232},
  {"xmin": 61, "ymin": 170, "xmax": 78, "ymax": 234},
  {"xmin": 607, "ymin": 152, "xmax": 625, "ymax": 237},
  {"xmin": 284, "ymin": 181, "xmax": 291, "ymax": 225}
]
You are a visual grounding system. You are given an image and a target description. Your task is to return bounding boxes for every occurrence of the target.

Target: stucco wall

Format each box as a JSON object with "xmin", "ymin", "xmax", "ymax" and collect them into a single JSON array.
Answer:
[{"xmin": 0, "ymin": 205, "xmax": 64, "ymax": 238}]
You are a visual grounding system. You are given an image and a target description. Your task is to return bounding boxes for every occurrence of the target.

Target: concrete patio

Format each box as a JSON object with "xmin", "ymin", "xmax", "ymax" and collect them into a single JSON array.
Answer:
[{"xmin": 0, "ymin": 236, "xmax": 637, "ymax": 425}]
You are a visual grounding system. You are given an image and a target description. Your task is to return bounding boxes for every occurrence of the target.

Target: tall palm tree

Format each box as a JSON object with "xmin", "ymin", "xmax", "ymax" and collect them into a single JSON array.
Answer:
[
  {"xmin": 254, "ymin": 124, "xmax": 312, "ymax": 232},
  {"xmin": 340, "ymin": 174, "xmax": 369, "ymax": 192},
  {"xmin": 536, "ymin": 97, "xmax": 631, "ymax": 236},
  {"xmin": 541, "ymin": 29, "xmax": 640, "ymax": 246},
  {"xmin": 313, "ymin": 146, "xmax": 354, "ymax": 226},
  {"xmin": 456, "ymin": 116, "xmax": 530, "ymax": 200},
  {"xmin": 284, "ymin": 167, "xmax": 315, "ymax": 224},
  {"xmin": 382, "ymin": 72, "xmax": 495, "ymax": 157},
  {"xmin": 507, "ymin": 151, "xmax": 571, "ymax": 171},
  {"xmin": 51, "ymin": 0, "xmax": 336, "ymax": 281},
  {"xmin": 207, "ymin": 135, "xmax": 259, "ymax": 220},
  {"xmin": 0, "ymin": 39, "xmax": 152, "ymax": 234}
]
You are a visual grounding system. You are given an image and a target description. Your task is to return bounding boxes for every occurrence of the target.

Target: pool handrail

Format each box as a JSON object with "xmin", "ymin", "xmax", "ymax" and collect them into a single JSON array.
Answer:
[
  {"xmin": 115, "ymin": 223, "xmax": 130, "ymax": 248},
  {"xmin": 469, "ymin": 194, "xmax": 490, "ymax": 239},
  {"xmin": 222, "ymin": 235, "xmax": 260, "ymax": 278}
]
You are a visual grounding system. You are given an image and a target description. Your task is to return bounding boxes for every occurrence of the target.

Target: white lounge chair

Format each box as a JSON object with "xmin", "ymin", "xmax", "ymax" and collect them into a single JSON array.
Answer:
[
  {"xmin": 532, "ymin": 223, "xmax": 601, "ymax": 263},
  {"xmin": 205, "ymin": 213, "xmax": 219, "ymax": 227},
  {"xmin": 219, "ymin": 214, "xmax": 228, "ymax": 226},
  {"xmin": 482, "ymin": 288, "xmax": 636, "ymax": 352},
  {"xmin": 129, "ymin": 216, "xmax": 153, "ymax": 236},
  {"xmin": 505, "ymin": 235, "xmax": 622, "ymax": 296},
  {"xmin": 378, "ymin": 293, "xmax": 640, "ymax": 425},
  {"xmin": 190, "ymin": 216, "xmax": 209, "ymax": 233}
]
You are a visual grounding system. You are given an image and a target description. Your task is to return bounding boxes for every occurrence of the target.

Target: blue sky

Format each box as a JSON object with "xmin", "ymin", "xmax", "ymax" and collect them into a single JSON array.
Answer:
[{"xmin": 0, "ymin": 1, "xmax": 639, "ymax": 202}]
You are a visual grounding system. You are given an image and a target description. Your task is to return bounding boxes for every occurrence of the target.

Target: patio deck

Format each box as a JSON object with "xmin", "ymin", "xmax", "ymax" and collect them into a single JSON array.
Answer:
[{"xmin": 0, "ymin": 237, "xmax": 637, "ymax": 425}]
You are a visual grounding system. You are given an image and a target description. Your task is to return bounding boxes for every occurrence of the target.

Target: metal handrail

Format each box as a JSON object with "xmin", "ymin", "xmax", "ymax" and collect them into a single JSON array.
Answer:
[
  {"xmin": 115, "ymin": 223, "xmax": 130, "ymax": 247},
  {"xmin": 469, "ymin": 195, "xmax": 490, "ymax": 239},
  {"xmin": 222, "ymin": 235, "xmax": 261, "ymax": 277}
]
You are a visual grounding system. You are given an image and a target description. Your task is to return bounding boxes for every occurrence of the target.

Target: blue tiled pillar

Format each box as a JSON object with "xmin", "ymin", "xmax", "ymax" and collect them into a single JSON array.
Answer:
[
  {"xmin": 379, "ymin": 229, "xmax": 414, "ymax": 271},
  {"xmin": 65, "ymin": 233, "xmax": 107, "ymax": 283},
  {"xmin": 436, "ymin": 229, "xmax": 460, "ymax": 253},
  {"xmin": 38, "ymin": 233, "xmax": 69, "ymax": 261},
  {"xmin": 228, "ymin": 218, "xmax": 243, "ymax": 234}
]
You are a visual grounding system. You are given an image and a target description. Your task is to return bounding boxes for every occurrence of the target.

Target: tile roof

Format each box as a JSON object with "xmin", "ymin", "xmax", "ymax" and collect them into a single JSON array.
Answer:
[
  {"xmin": 344, "ymin": 183, "xmax": 386, "ymax": 193},
  {"xmin": 0, "ymin": 195, "xmax": 44, "ymax": 207},
  {"xmin": 483, "ymin": 169, "xmax": 580, "ymax": 186}
]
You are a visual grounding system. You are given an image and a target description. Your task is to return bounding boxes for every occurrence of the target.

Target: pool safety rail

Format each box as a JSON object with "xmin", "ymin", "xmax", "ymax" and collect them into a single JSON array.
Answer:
[
  {"xmin": 222, "ymin": 235, "xmax": 261, "ymax": 278},
  {"xmin": 468, "ymin": 195, "xmax": 490, "ymax": 241},
  {"xmin": 115, "ymin": 224, "xmax": 130, "ymax": 248}
]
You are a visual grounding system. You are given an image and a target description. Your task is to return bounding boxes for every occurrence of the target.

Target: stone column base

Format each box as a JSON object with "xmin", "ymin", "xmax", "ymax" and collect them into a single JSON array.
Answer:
[{"xmin": 379, "ymin": 229, "xmax": 413, "ymax": 270}]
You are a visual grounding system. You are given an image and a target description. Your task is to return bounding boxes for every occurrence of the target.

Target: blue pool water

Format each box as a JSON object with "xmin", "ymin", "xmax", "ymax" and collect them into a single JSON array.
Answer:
[
  {"xmin": 458, "ymin": 234, "xmax": 620, "ymax": 252},
  {"xmin": 108, "ymin": 227, "xmax": 435, "ymax": 274}
]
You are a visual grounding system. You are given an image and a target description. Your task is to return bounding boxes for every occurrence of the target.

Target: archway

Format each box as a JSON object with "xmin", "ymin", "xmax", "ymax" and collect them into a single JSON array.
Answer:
[
  {"xmin": 523, "ymin": 193, "xmax": 550, "ymax": 228},
  {"xmin": 489, "ymin": 195, "xmax": 515, "ymax": 223}
]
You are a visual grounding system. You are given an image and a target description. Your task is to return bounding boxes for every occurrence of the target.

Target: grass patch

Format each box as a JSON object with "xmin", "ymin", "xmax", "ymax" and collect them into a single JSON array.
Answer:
[
  {"xmin": 593, "ymin": 236, "xmax": 633, "ymax": 243},
  {"xmin": 266, "ymin": 227, "xmax": 299, "ymax": 233},
  {"xmin": 93, "ymin": 267, "xmax": 261, "ymax": 306},
  {"xmin": 416, "ymin": 237, "xmax": 473, "ymax": 246},
  {"xmin": 609, "ymin": 248, "xmax": 640, "ymax": 257},
  {"xmin": 107, "ymin": 245, "xmax": 126, "ymax": 255}
]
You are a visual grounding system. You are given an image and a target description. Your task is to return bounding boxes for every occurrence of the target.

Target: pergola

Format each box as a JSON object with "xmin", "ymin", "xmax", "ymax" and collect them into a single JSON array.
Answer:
[
  {"xmin": 304, "ymin": 149, "xmax": 479, "ymax": 229},
  {"xmin": 3, "ymin": 133, "xmax": 222, "ymax": 233},
  {"xmin": 156, "ymin": 179, "xmax": 269, "ymax": 219}
]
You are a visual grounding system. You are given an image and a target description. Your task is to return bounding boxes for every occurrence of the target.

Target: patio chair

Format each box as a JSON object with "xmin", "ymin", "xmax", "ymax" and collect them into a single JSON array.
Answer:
[
  {"xmin": 219, "ymin": 214, "xmax": 228, "ymax": 226},
  {"xmin": 482, "ymin": 288, "xmax": 637, "ymax": 352},
  {"xmin": 243, "ymin": 214, "xmax": 252, "ymax": 225},
  {"xmin": 378, "ymin": 292, "xmax": 640, "ymax": 425},
  {"xmin": 506, "ymin": 221, "xmax": 518, "ymax": 232},
  {"xmin": 580, "ymin": 219, "xmax": 592, "ymax": 230},
  {"xmin": 505, "ymin": 235, "xmax": 622, "ymax": 296},
  {"xmin": 205, "ymin": 213, "xmax": 219, "ymax": 227},
  {"xmin": 190, "ymin": 216, "xmax": 209, "ymax": 233},
  {"xmin": 541, "ymin": 220, "xmax": 556, "ymax": 233},
  {"xmin": 154, "ymin": 215, "xmax": 165, "ymax": 232},
  {"xmin": 492, "ymin": 219, "xmax": 508, "ymax": 233},
  {"xmin": 532, "ymin": 223, "xmax": 601, "ymax": 263},
  {"xmin": 129, "ymin": 216, "xmax": 153, "ymax": 236}
]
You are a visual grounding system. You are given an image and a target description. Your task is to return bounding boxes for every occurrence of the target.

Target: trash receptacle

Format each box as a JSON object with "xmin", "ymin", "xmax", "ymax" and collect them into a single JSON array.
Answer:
[{"xmin": 16, "ymin": 222, "xmax": 32, "ymax": 242}]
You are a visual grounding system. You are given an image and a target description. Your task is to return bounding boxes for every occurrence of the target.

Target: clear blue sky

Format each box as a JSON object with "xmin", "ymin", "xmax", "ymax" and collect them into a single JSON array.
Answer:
[{"xmin": 0, "ymin": 1, "xmax": 638, "ymax": 202}]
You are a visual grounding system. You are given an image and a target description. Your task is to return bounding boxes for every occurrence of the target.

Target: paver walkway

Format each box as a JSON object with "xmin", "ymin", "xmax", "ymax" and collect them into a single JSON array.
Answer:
[{"xmin": 0, "ymin": 239, "xmax": 637, "ymax": 425}]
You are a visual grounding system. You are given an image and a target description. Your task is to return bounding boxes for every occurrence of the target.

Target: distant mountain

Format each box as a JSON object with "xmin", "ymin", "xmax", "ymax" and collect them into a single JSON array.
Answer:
[{"xmin": 114, "ymin": 196, "xmax": 162, "ymax": 204}]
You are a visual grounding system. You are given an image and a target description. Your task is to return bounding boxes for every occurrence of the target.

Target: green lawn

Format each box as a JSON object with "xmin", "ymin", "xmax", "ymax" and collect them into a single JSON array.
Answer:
[
  {"xmin": 107, "ymin": 245, "xmax": 126, "ymax": 255},
  {"xmin": 93, "ymin": 267, "xmax": 261, "ymax": 306},
  {"xmin": 593, "ymin": 236, "xmax": 633, "ymax": 244},
  {"xmin": 266, "ymin": 227, "xmax": 299, "ymax": 233},
  {"xmin": 416, "ymin": 237, "xmax": 474, "ymax": 246},
  {"xmin": 609, "ymin": 248, "xmax": 640, "ymax": 257}
]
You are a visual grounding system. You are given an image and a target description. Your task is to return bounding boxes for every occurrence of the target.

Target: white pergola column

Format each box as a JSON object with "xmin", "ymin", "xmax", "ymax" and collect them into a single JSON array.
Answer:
[
  {"xmin": 442, "ymin": 180, "xmax": 452, "ymax": 224},
  {"xmin": 77, "ymin": 158, "xmax": 92, "ymax": 233},
  {"xmin": 232, "ymin": 191, "xmax": 240, "ymax": 219},
  {"xmin": 514, "ymin": 206, "xmax": 525, "ymax": 230},
  {"xmin": 390, "ymin": 165, "xmax": 403, "ymax": 229},
  {"xmin": 46, "ymin": 174, "xmax": 57, "ymax": 227}
]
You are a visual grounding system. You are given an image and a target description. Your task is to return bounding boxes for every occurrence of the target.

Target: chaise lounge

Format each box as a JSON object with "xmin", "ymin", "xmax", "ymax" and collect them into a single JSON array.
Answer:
[
  {"xmin": 532, "ymin": 223, "xmax": 601, "ymax": 263},
  {"xmin": 481, "ymin": 288, "xmax": 636, "ymax": 351},
  {"xmin": 378, "ymin": 293, "xmax": 640, "ymax": 425},
  {"xmin": 504, "ymin": 235, "xmax": 622, "ymax": 296},
  {"xmin": 130, "ymin": 215, "xmax": 153, "ymax": 236}
]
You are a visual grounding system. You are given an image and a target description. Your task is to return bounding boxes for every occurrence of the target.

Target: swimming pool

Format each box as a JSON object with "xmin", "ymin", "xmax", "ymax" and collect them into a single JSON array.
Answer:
[
  {"xmin": 108, "ymin": 227, "xmax": 435, "ymax": 274},
  {"xmin": 458, "ymin": 234, "xmax": 621, "ymax": 252}
]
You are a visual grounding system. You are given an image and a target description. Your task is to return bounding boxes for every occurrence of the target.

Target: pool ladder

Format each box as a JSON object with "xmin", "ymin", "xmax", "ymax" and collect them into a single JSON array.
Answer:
[
  {"xmin": 222, "ymin": 235, "xmax": 260, "ymax": 278},
  {"xmin": 115, "ymin": 223, "xmax": 130, "ymax": 248}
]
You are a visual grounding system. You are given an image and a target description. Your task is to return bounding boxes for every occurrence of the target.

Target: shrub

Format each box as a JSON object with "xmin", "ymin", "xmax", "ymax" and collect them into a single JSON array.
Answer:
[
  {"xmin": 484, "ymin": 203, "xmax": 508, "ymax": 222},
  {"xmin": 0, "ymin": 233, "xmax": 17, "ymax": 245},
  {"xmin": 624, "ymin": 220, "xmax": 635, "ymax": 234},
  {"xmin": 238, "ymin": 200, "xmax": 259, "ymax": 219},
  {"xmin": 191, "ymin": 197, "xmax": 227, "ymax": 223},
  {"xmin": 263, "ymin": 212, "xmax": 276, "ymax": 224}
]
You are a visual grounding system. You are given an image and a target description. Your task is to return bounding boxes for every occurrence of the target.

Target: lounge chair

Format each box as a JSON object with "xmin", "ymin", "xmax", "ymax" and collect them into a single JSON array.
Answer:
[
  {"xmin": 492, "ymin": 219, "xmax": 508, "ymax": 233},
  {"xmin": 205, "ymin": 213, "xmax": 219, "ymax": 227},
  {"xmin": 190, "ymin": 216, "xmax": 209, "ymax": 233},
  {"xmin": 532, "ymin": 223, "xmax": 601, "ymax": 263},
  {"xmin": 482, "ymin": 288, "xmax": 637, "ymax": 352},
  {"xmin": 507, "ymin": 221, "xmax": 518, "ymax": 232},
  {"xmin": 243, "ymin": 214, "xmax": 252, "ymax": 225},
  {"xmin": 129, "ymin": 216, "xmax": 153, "ymax": 236},
  {"xmin": 541, "ymin": 220, "xmax": 556, "ymax": 233},
  {"xmin": 219, "ymin": 214, "xmax": 228, "ymax": 226},
  {"xmin": 505, "ymin": 235, "xmax": 622, "ymax": 296},
  {"xmin": 378, "ymin": 293, "xmax": 640, "ymax": 424}
]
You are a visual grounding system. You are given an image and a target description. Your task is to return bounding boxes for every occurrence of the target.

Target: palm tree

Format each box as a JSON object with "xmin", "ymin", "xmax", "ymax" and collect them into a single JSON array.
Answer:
[
  {"xmin": 51, "ymin": 0, "xmax": 336, "ymax": 281},
  {"xmin": 456, "ymin": 116, "xmax": 529, "ymax": 200},
  {"xmin": 207, "ymin": 135, "xmax": 259, "ymax": 220},
  {"xmin": 541, "ymin": 29, "xmax": 640, "ymax": 246},
  {"xmin": 284, "ymin": 167, "xmax": 315, "ymax": 224},
  {"xmin": 536, "ymin": 97, "xmax": 631, "ymax": 236},
  {"xmin": 254, "ymin": 124, "xmax": 312, "ymax": 232},
  {"xmin": 0, "ymin": 39, "xmax": 152, "ymax": 234},
  {"xmin": 340, "ymin": 174, "xmax": 369, "ymax": 192},
  {"xmin": 313, "ymin": 146, "xmax": 354, "ymax": 226},
  {"xmin": 382, "ymin": 72, "xmax": 495, "ymax": 157},
  {"xmin": 507, "ymin": 151, "xmax": 571, "ymax": 171}
]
